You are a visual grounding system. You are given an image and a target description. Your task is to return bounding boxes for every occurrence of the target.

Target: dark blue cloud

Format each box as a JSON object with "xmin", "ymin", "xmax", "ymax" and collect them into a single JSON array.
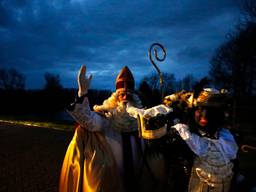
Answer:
[{"xmin": 0, "ymin": 0, "xmax": 243, "ymax": 89}]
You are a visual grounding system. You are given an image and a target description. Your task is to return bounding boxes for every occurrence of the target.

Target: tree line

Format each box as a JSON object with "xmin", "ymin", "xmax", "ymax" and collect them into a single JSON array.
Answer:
[
  {"xmin": 0, "ymin": 67, "xmax": 195, "ymax": 115},
  {"xmin": 0, "ymin": 0, "xmax": 255, "ymax": 120},
  {"xmin": 209, "ymin": 0, "xmax": 256, "ymax": 97},
  {"xmin": 0, "ymin": 69, "xmax": 112, "ymax": 120}
]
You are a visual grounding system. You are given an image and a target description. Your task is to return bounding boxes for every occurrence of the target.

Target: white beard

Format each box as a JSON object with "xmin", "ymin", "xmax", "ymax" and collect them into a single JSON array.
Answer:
[
  {"xmin": 93, "ymin": 91, "xmax": 142, "ymax": 132},
  {"xmin": 109, "ymin": 101, "xmax": 138, "ymax": 132}
]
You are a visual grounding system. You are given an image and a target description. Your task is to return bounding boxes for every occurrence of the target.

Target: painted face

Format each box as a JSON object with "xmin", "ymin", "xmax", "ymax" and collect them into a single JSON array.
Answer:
[{"xmin": 194, "ymin": 107, "xmax": 208, "ymax": 127}]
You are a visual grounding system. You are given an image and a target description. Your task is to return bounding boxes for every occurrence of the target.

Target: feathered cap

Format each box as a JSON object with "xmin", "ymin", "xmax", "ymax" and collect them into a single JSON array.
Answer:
[
  {"xmin": 195, "ymin": 88, "xmax": 229, "ymax": 108},
  {"xmin": 115, "ymin": 66, "xmax": 135, "ymax": 92}
]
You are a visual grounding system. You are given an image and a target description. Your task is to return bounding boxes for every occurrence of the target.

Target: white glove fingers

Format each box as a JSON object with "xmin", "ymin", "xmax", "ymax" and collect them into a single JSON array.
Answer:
[
  {"xmin": 78, "ymin": 65, "xmax": 85, "ymax": 81},
  {"xmin": 80, "ymin": 65, "xmax": 86, "ymax": 77},
  {"xmin": 88, "ymin": 74, "xmax": 93, "ymax": 81}
]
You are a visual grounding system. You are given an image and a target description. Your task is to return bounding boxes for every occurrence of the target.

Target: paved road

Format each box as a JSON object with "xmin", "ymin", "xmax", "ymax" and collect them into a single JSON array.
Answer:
[
  {"xmin": 0, "ymin": 122, "xmax": 255, "ymax": 192},
  {"xmin": 0, "ymin": 122, "xmax": 73, "ymax": 192}
]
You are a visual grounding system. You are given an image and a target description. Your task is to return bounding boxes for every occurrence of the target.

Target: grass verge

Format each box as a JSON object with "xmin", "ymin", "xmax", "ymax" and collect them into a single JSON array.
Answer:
[{"xmin": 0, "ymin": 118, "xmax": 73, "ymax": 131}]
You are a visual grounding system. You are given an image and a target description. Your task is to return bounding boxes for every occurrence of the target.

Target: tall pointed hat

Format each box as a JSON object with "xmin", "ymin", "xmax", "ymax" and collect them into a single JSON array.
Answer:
[{"xmin": 115, "ymin": 66, "xmax": 135, "ymax": 92}]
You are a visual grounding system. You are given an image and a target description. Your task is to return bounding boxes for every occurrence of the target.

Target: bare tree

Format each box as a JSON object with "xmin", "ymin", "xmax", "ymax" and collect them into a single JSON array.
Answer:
[
  {"xmin": 176, "ymin": 74, "xmax": 196, "ymax": 91},
  {"xmin": 44, "ymin": 72, "xmax": 63, "ymax": 91},
  {"xmin": 140, "ymin": 72, "xmax": 176, "ymax": 95},
  {"xmin": 244, "ymin": 0, "xmax": 256, "ymax": 22},
  {"xmin": 0, "ymin": 68, "xmax": 26, "ymax": 90},
  {"xmin": 209, "ymin": 0, "xmax": 256, "ymax": 96}
]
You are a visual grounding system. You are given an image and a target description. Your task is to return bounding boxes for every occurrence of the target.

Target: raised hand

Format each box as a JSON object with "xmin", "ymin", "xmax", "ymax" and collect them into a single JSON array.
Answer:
[{"xmin": 77, "ymin": 65, "xmax": 93, "ymax": 97}]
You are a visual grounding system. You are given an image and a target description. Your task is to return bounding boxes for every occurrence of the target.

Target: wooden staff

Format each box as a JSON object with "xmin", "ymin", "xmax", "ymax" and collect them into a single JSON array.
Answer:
[{"xmin": 148, "ymin": 43, "xmax": 167, "ymax": 102}]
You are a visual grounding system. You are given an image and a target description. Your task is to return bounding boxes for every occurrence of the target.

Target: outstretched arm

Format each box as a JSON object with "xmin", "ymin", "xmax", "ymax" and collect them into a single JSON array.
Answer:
[
  {"xmin": 172, "ymin": 123, "xmax": 208, "ymax": 156},
  {"xmin": 77, "ymin": 65, "xmax": 92, "ymax": 97},
  {"xmin": 67, "ymin": 65, "xmax": 106, "ymax": 131}
]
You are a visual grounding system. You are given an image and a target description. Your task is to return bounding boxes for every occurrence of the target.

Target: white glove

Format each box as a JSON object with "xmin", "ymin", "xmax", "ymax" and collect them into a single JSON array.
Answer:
[{"xmin": 77, "ymin": 65, "xmax": 93, "ymax": 97}]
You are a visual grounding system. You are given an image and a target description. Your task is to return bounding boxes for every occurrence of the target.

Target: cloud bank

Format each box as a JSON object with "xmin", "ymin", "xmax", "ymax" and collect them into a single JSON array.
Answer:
[{"xmin": 0, "ymin": 0, "xmax": 242, "ymax": 89}]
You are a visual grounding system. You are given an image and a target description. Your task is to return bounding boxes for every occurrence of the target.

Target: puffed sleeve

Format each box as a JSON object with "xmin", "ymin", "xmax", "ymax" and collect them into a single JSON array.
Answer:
[
  {"xmin": 218, "ymin": 128, "xmax": 238, "ymax": 160},
  {"xmin": 126, "ymin": 104, "xmax": 145, "ymax": 118},
  {"xmin": 67, "ymin": 96, "xmax": 107, "ymax": 131},
  {"xmin": 172, "ymin": 123, "xmax": 208, "ymax": 156},
  {"xmin": 126, "ymin": 103, "xmax": 172, "ymax": 118}
]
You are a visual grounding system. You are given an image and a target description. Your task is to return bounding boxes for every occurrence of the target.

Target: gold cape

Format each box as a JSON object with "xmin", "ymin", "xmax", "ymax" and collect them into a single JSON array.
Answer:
[{"xmin": 59, "ymin": 126, "xmax": 123, "ymax": 192}]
